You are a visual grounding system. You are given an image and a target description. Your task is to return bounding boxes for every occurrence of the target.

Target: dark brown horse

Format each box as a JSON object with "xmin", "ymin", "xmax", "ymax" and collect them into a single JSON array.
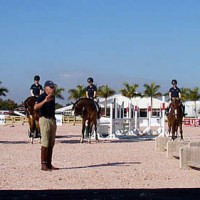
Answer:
[
  {"xmin": 167, "ymin": 99, "xmax": 183, "ymax": 140},
  {"xmin": 72, "ymin": 98, "xmax": 98, "ymax": 143},
  {"xmin": 24, "ymin": 96, "xmax": 40, "ymax": 143}
]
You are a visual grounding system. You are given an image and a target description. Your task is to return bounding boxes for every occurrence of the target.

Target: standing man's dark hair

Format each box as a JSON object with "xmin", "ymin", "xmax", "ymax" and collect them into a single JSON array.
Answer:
[
  {"xmin": 30, "ymin": 75, "xmax": 43, "ymax": 97},
  {"xmin": 34, "ymin": 80, "xmax": 59, "ymax": 171}
]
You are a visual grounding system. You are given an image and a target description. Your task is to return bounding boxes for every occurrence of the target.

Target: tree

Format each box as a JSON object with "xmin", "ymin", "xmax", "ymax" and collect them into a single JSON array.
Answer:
[
  {"xmin": 0, "ymin": 81, "xmax": 9, "ymax": 97},
  {"xmin": 98, "ymin": 85, "xmax": 116, "ymax": 116},
  {"xmin": 54, "ymin": 85, "xmax": 65, "ymax": 100},
  {"xmin": 68, "ymin": 85, "xmax": 86, "ymax": 101},
  {"xmin": 188, "ymin": 87, "xmax": 200, "ymax": 118},
  {"xmin": 180, "ymin": 87, "xmax": 191, "ymax": 102},
  {"xmin": 0, "ymin": 99, "xmax": 17, "ymax": 110},
  {"xmin": 119, "ymin": 82, "xmax": 141, "ymax": 99},
  {"xmin": 143, "ymin": 82, "xmax": 162, "ymax": 107}
]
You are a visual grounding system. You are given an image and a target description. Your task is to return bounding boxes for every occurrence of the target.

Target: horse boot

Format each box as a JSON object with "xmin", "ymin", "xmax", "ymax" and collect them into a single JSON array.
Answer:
[
  {"xmin": 47, "ymin": 147, "xmax": 59, "ymax": 170},
  {"xmin": 41, "ymin": 146, "xmax": 51, "ymax": 171}
]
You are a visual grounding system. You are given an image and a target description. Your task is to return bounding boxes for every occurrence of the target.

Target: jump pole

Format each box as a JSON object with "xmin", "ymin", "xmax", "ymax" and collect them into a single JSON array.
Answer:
[{"xmin": 158, "ymin": 96, "xmax": 166, "ymax": 137}]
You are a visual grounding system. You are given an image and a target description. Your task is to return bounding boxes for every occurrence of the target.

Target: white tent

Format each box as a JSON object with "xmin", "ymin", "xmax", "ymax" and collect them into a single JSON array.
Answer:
[
  {"xmin": 99, "ymin": 94, "xmax": 168, "ymax": 109},
  {"xmin": 55, "ymin": 105, "xmax": 73, "ymax": 114},
  {"xmin": 184, "ymin": 101, "xmax": 200, "ymax": 118}
]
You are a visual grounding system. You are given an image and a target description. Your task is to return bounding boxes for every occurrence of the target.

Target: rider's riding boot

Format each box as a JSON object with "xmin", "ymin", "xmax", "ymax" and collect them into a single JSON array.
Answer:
[
  {"xmin": 97, "ymin": 105, "xmax": 101, "ymax": 119},
  {"xmin": 81, "ymin": 107, "xmax": 85, "ymax": 117},
  {"xmin": 97, "ymin": 109, "xmax": 101, "ymax": 119},
  {"xmin": 182, "ymin": 105, "xmax": 186, "ymax": 116},
  {"xmin": 165, "ymin": 107, "xmax": 169, "ymax": 116},
  {"xmin": 47, "ymin": 147, "xmax": 59, "ymax": 170},
  {"xmin": 41, "ymin": 146, "xmax": 51, "ymax": 171}
]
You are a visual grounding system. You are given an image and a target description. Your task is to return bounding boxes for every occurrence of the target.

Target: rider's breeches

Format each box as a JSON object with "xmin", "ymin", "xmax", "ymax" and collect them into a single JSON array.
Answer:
[{"xmin": 39, "ymin": 117, "xmax": 57, "ymax": 148}]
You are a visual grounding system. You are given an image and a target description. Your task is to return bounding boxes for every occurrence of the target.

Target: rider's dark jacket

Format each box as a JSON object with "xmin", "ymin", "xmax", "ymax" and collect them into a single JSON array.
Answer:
[
  {"xmin": 169, "ymin": 86, "xmax": 181, "ymax": 98},
  {"xmin": 86, "ymin": 84, "xmax": 97, "ymax": 99}
]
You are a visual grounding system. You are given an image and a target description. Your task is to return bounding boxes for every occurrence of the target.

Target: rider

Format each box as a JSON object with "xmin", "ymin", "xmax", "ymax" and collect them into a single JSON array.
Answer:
[
  {"xmin": 86, "ymin": 77, "xmax": 101, "ymax": 119},
  {"xmin": 30, "ymin": 75, "xmax": 43, "ymax": 97},
  {"xmin": 166, "ymin": 79, "xmax": 186, "ymax": 116}
]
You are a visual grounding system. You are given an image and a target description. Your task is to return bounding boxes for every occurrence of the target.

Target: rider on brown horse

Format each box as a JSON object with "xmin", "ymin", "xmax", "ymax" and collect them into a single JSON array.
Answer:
[
  {"xmin": 30, "ymin": 75, "xmax": 43, "ymax": 97},
  {"xmin": 85, "ymin": 77, "xmax": 101, "ymax": 119},
  {"xmin": 165, "ymin": 79, "xmax": 186, "ymax": 116}
]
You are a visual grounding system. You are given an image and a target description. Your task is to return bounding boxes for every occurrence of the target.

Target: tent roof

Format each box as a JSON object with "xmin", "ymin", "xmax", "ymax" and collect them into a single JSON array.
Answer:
[{"xmin": 99, "ymin": 94, "xmax": 168, "ymax": 109}]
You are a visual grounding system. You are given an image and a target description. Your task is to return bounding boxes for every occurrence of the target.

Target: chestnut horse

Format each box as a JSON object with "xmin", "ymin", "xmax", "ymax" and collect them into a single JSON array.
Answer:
[
  {"xmin": 72, "ymin": 98, "xmax": 98, "ymax": 143},
  {"xmin": 167, "ymin": 99, "xmax": 183, "ymax": 140},
  {"xmin": 24, "ymin": 96, "xmax": 41, "ymax": 143}
]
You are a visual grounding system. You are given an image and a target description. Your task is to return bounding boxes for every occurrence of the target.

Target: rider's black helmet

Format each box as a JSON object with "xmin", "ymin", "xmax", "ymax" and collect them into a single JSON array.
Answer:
[
  {"xmin": 34, "ymin": 75, "xmax": 40, "ymax": 81},
  {"xmin": 87, "ymin": 77, "xmax": 93, "ymax": 83},
  {"xmin": 171, "ymin": 79, "xmax": 177, "ymax": 85}
]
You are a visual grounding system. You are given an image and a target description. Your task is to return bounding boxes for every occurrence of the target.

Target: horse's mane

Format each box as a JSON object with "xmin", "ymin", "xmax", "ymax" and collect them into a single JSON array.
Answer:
[
  {"xmin": 24, "ymin": 96, "xmax": 37, "ymax": 116},
  {"xmin": 24, "ymin": 96, "xmax": 37, "ymax": 109},
  {"xmin": 72, "ymin": 97, "xmax": 93, "ymax": 109}
]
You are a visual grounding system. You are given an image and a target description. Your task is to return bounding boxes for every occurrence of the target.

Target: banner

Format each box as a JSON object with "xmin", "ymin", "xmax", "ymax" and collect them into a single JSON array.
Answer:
[
  {"xmin": 55, "ymin": 114, "xmax": 62, "ymax": 126},
  {"xmin": 0, "ymin": 115, "xmax": 5, "ymax": 125},
  {"xmin": 184, "ymin": 118, "xmax": 200, "ymax": 126}
]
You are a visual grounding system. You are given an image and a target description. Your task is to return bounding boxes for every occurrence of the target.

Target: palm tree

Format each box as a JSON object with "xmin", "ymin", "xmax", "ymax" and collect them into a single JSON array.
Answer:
[
  {"xmin": 143, "ymin": 82, "xmax": 162, "ymax": 107},
  {"xmin": 0, "ymin": 81, "xmax": 9, "ymax": 97},
  {"xmin": 54, "ymin": 85, "xmax": 65, "ymax": 100},
  {"xmin": 68, "ymin": 85, "xmax": 86, "ymax": 101},
  {"xmin": 180, "ymin": 87, "xmax": 191, "ymax": 102},
  {"xmin": 188, "ymin": 87, "xmax": 200, "ymax": 118},
  {"xmin": 119, "ymin": 82, "xmax": 141, "ymax": 99},
  {"xmin": 98, "ymin": 85, "xmax": 116, "ymax": 116}
]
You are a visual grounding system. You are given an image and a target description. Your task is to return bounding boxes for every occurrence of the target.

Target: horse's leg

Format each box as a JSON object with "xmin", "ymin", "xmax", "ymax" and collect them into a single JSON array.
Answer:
[
  {"xmin": 87, "ymin": 121, "xmax": 92, "ymax": 144},
  {"xmin": 175, "ymin": 123, "xmax": 178, "ymax": 139},
  {"xmin": 85, "ymin": 120, "xmax": 89, "ymax": 139},
  {"xmin": 180, "ymin": 121, "xmax": 183, "ymax": 140},
  {"xmin": 168, "ymin": 121, "xmax": 171, "ymax": 137},
  {"xmin": 81, "ymin": 120, "xmax": 85, "ymax": 143},
  {"xmin": 172, "ymin": 123, "xmax": 176, "ymax": 140},
  {"xmin": 94, "ymin": 121, "xmax": 98, "ymax": 142}
]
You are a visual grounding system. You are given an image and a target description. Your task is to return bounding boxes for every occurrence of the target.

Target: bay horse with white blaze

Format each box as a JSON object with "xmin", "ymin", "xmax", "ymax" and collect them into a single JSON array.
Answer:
[
  {"xmin": 72, "ymin": 98, "xmax": 99, "ymax": 143},
  {"xmin": 167, "ymin": 98, "xmax": 183, "ymax": 140},
  {"xmin": 24, "ymin": 96, "xmax": 41, "ymax": 143}
]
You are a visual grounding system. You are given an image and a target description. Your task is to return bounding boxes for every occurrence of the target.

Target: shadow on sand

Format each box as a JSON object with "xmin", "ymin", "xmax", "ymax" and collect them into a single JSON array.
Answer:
[{"xmin": 0, "ymin": 188, "xmax": 200, "ymax": 200}]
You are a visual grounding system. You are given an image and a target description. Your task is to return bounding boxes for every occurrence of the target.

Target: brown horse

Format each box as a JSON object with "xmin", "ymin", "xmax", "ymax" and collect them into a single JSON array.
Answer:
[
  {"xmin": 167, "ymin": 99, "xmax": 183, "ymax": 140},
  {"xmin": 72, "ymin": 98, "xmax": 98, "ymax": 143},
  {"xmin": 24, "ymin": 96, "xmax": 40, "ymax": 143}
]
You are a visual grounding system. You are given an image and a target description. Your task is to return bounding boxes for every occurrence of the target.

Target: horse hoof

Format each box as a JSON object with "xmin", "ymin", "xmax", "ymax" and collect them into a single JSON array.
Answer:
[{"xmin": 87, "ymin": 139, "xmax": 91, "ymax": 144}]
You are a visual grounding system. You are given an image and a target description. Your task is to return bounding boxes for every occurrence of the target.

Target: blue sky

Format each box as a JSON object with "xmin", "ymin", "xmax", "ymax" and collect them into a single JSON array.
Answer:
[{"xmin": 0, "ymin": 0, "xmax": 200, "ymax": 105}]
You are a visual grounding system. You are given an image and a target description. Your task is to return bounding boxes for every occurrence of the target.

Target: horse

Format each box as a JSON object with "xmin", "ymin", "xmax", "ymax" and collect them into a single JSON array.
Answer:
[
  {"xmin": 72, "ymin": 98, "xmax": 99, "ymax": 143},
  {"xmin": 24, "ymin": 96, "xmax": 41, "ymax": 143},
  {"xmin": 167, "ymin": 98, "xmax": 183, "ymax": 140}
]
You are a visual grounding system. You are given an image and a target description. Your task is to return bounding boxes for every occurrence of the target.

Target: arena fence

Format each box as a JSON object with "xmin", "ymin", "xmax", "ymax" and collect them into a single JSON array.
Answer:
[{"xmin": 1, "ymin": 115, "xmax": 82, "ymax": 126}]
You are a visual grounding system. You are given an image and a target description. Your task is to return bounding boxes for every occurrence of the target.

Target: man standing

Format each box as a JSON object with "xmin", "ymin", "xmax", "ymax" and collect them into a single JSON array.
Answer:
[
  {"xmin": 30, "ymin": 75, "xmax": 43, "ymax": 97},
  {"xmin": 34, "ymin": 80, "xmax": 59, "ymax": 171}
]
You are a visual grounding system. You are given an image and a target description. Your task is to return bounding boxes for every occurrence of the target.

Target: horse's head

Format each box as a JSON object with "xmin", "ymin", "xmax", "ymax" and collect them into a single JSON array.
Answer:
[
  {"xmin": 170, "ymin": 99, "xmax": 182, "ymax": 118},
  {"xmin": 72, "ymin": 98, "xmax": 85, "ymax": 116},
  {"xmin": 72, "ymin": 98, "xmax": 95, "ymax": 116},
  {"xmin": 24, "ymin": 96, "xmax": 38, "ymax": 118}
]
